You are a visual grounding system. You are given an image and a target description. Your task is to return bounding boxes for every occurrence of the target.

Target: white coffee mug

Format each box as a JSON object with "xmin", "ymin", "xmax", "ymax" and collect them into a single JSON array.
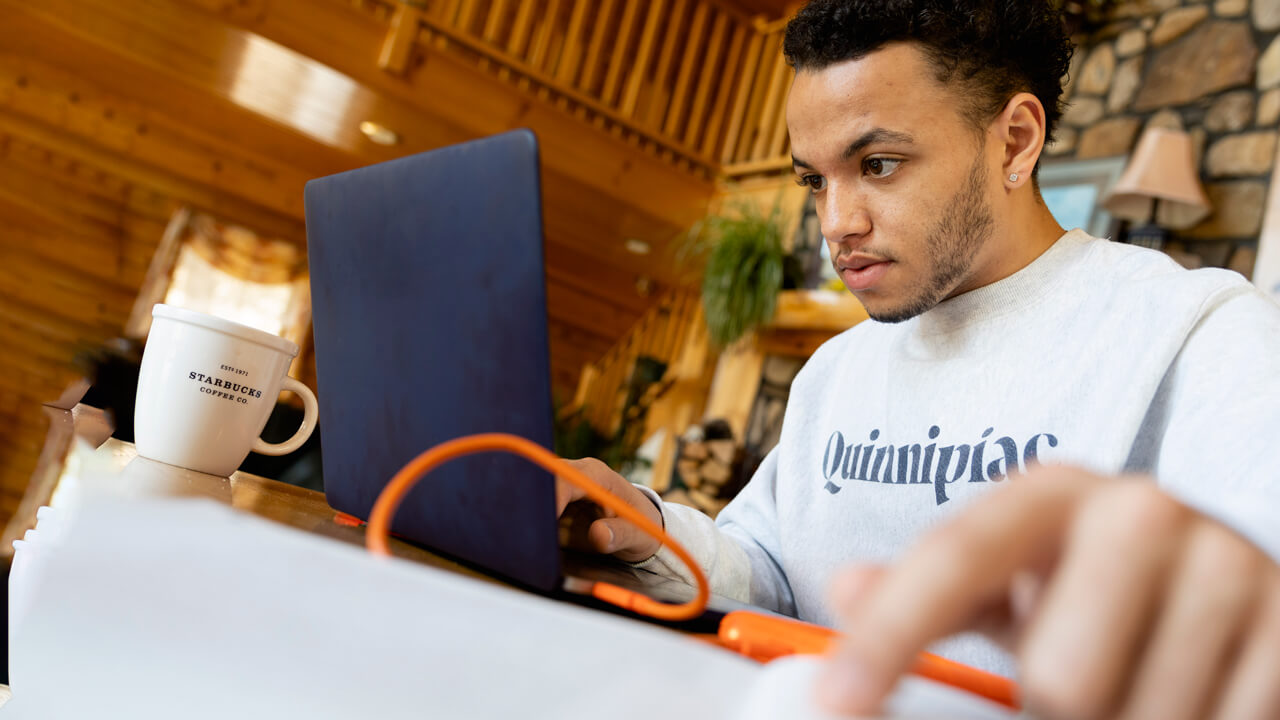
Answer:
[{"xmin": 134, "ymin": 304, "xmax": 318, "ymax": 477}]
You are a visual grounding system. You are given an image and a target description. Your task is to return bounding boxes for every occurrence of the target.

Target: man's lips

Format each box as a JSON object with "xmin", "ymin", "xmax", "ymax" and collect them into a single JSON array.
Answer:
[
  {"xmin": 836, "ymin": 254, "xmax": 888, "ymax": 272},
  {"xmin": 836, "ymin": 255, "xmax": 891, "ymax": 291}
]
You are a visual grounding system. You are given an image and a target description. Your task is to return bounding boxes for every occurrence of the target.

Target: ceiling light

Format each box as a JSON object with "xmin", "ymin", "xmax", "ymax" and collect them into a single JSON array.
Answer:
[
  {"xmin": 360, "ymin": 121, "xmax": 400, "ymax": 146},
  {"xmin": 624, "ymin": 238, "xmax": 651, "ymax": 255}
]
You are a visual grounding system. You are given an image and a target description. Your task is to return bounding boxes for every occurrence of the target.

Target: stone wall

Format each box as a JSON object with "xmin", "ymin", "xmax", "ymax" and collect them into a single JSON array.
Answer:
[{"xmin": 1047, "ymin": 0, "xmax": 1280, "ymax": 275}]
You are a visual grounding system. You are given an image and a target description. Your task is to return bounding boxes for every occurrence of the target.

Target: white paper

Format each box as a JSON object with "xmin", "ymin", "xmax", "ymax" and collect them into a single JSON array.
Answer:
[{"xmin": 8, "ymin": 495, "xmax": 1020, "ymax": 719}]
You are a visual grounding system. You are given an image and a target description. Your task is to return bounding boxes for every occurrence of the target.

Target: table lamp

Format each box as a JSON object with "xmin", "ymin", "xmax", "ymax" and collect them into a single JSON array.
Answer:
[{"xmin": 1102, "ymin": 127, "xmax": 1211, "ymax": 249}]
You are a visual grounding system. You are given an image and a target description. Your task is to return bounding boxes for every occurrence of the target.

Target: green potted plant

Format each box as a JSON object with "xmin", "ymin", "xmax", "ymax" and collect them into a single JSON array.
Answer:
[{"xmin": 684, "ymin": 202, "xmax": 791, "ymax": 348}]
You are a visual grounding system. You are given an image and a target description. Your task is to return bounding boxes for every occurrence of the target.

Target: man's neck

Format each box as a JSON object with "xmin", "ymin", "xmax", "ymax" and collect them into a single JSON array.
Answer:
[{"xmin": 960, "ymin": 198, "xmax": 1065, "ymax": 297}]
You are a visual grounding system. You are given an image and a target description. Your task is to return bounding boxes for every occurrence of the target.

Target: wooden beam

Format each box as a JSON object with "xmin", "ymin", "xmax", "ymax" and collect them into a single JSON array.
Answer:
[
  {"xmin": 683, "ymin": 11, "xmax": 730, "ymax": 147},
  {"xmin": 600, "ymin": 0, "xmax": 641, "ymax": 107},
  {"xmin": 619, "ymin": 0, "xmax": 665, "ymax": 117},
  {"xmin": 700, "ymin": 22, "xmax": 747, "ymax": 157},
  {"xmin": 751, "ymin": 36, "xmax": 790, "ymax": 161},
  {"xmin": 719, "ymin": 29, "xmax": 763, "ymax": 163},
  {"xmin": 663, "ymin": 3, "xmax": 710, "ymax": 137},
  {"xmin": 578, "ymin": 0, "xmax": 616, "ymax": 94},
  {"xmin": 553, "ymin": 0, "xmax": 591, "ymax": 85},
  {"xmin": 378, "ymin": 4, "xmax": 421, "ymax": 75}
]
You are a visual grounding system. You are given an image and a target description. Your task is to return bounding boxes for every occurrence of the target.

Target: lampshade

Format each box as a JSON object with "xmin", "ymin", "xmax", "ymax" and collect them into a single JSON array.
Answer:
[{"xmin": 1102, "ymin": 127, "xmax": 1211, "ymax": 230}]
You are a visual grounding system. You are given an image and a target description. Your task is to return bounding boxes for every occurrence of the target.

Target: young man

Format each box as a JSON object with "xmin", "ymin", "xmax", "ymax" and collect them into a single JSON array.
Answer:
[{"xmin": 558, "ymin": 1, "xmax": 1280, "ymax": 717}]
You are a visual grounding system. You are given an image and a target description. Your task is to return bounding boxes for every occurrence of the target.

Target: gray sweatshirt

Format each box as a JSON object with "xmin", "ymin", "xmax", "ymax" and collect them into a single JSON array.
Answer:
[{"xmin": 635, "ymin": 229, "xmax": 1280, "ymax": 675}]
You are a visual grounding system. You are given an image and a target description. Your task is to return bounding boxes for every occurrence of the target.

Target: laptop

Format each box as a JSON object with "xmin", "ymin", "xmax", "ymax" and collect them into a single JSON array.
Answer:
[{"xmin": 304, "ymin": 130, "xmax": 755, "ymax": 628}]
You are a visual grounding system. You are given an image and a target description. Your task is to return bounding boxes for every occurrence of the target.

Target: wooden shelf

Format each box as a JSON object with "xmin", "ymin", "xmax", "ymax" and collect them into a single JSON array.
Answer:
[{"xmin": 767, "ymin": 289, "xmax": 869, "ymax": 331}]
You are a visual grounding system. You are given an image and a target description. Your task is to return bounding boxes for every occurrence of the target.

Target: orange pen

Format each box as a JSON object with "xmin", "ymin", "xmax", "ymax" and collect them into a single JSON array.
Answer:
[{"xmin": 717, "ymin": 610, "xmax": 1021, "ymax": 711}]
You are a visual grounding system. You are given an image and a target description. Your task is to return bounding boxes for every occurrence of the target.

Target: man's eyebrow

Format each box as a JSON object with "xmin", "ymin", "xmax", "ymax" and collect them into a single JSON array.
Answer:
[
  {"xmin": 841, "ymin": 128, "xmax": 915, "ymax": 161},
  {"xmin": 790, "ymin": 129, "xmax": 916, "ymax": 171}
]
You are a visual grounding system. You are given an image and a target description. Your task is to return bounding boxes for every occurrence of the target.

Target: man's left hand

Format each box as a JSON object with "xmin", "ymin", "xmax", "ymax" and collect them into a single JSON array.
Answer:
[{"xmin": 819, "ymin": 466, "xmax": 1280, "ymax": 720}]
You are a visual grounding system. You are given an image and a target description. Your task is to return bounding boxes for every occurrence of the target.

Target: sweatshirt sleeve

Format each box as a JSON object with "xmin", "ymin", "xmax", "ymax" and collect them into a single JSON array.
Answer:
[
  {"xmin": 632, "ymin": 448, "xmax": 797, "ymax": 615},
  {"xmin": 1139, "ymin": 283, "xmax": 1280, "ymax": 562}
]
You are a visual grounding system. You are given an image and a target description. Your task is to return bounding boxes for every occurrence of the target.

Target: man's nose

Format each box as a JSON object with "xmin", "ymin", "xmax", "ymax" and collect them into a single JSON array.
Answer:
[{"xmin": 819, "ymin": 188, "xmax": 872, "ymax": 245}]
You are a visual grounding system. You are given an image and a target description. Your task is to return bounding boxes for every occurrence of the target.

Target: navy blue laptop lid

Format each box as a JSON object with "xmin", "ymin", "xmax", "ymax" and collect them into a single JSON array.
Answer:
[{"xmin": 304, "ymin": 129, "xmax": 560, "ymax": 591}]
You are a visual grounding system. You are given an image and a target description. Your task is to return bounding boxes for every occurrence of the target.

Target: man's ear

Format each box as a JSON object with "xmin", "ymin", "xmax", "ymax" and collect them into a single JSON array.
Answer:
[{"xmin": 996, "ymin": 92, "xmax": 1047, "ymax": 189}]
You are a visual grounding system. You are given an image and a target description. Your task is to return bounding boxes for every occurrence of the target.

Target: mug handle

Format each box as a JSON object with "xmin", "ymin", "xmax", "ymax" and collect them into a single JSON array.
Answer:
[{"xmin": 251, "ymin": 377, "xmax": 318, "ymax": 456}]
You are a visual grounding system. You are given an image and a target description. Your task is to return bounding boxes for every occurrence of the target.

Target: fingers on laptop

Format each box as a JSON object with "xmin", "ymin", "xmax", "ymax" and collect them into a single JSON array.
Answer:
[
  {"xmin": 554, "ymin": 458, "xmax": 624, "ymax": 516},
  {"xmin": 587, "ymin": 516, "xmax": 660, "ymax": 563},
  {"xmin": 555, "ymin": 457, "xmax": 662, "ymax": 561}
]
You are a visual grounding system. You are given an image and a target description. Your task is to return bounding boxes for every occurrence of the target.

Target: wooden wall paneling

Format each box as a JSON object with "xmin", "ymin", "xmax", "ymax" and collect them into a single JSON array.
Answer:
[
  {"xmin": 0, "ymin": 180, "xmax": 117, "ymax": 246},
  {"xmin": 542, "ymin": 244, "xmax": 654, "ymax": 315},
  {"xmin": 718, "ymin": 28, "xmax": 763, "ymax": 163},
  {"xmin": 0, "ymin": 301, "xmax": 114, "ymax": 362},
  {"xmin": 434, "ymin": 0, "xmax": 465, "ymax": 27},
  {"xmin": 578, "ymin": 0, "xmax": 617, "ymax": 95},
  {"xmin": 537, "ymin": 174, "xmax": 687, "ymax": 286},
  {"xmin": 619, "ymin": 0, "xmax": 666, "ymax": 117},
  {"xmin": 0, "ymin": 112, "xmax": 306, "ymax": 243},
  {"xmin": 699, "ymin": 22, "xmax": 747, "ymax": 157},
  {"xmin": 0, "ymin": 270, "xmax": 129, "ymax": 342},
  {"xmin": 766, "ymin": 62, "xmax": 794, "ymax": 158},
  {"xmin": 682, "ymin": 11, "xmax": 730, "ymax": 148},
  {"xmin": 751, "ymin": 37, "xmax": 790, "ymax": 160},
  {"xmin": 481, "ymin": 0, "xmax": 510, "ymax": 43},
  {"xmin": 2, "ymin": 0, "xmax": 367, "ymax": 155},
  {"xmin": 600, "ymin": 0, "xmax": 642, "ymax": 108},
  {"xmin": 505, "ymin": 0, "xmax": 539, "ymax": 57},
  {"xmin": 735, "ymin": 32, "xmax": 779, "ymax": 163},
  {"xmin": 662, "ymin": 2, "xmax": 710, "ymax": 137},
  {"xmin": 4, "ymin": 245, "xmax": 139, "ymax": 317},
  {"xmin": 0, "ymin": 226, "xmax": 121, "ymax": 282},
  {"xmin": 0, "ymin": 58, "xmax": 315, "ymax": 221},
  {"xmin": 643, "ymin": 0, "xmax": 689, "ymax": 129},
  {"xmin": 0, "ymin": 29, "xmax": 355, "ymax": 180},
  {"xmin": 2, "ymin": 134, "xmax": 130, "ymax": 208},
  {"xmin": 527, "ymin": 0, "xmax": 562, "ymax": 72},
  {"xmin": 454, "ymin": 0, "xmax": 481, "ymax": 34},
  {"xmin": 544, "ymin": 282, "xmax": 643, "ymax": 339},
  {"xmin": 0, "ymin": 159, "xmax": 128, "ymax": 237},
  {"xmin": 552, "ymin": 0, "xmax": 591, "ymax": 85},
  {"xmin": 547, "ymin": 320, "xmax": 616, "ymax": 362}
]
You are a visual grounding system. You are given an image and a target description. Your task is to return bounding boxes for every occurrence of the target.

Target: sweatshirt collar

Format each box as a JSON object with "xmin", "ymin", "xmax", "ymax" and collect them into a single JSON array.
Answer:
[{"xmin": 913, "ymin": 228, "xmax": 1097, "ymax": 335}]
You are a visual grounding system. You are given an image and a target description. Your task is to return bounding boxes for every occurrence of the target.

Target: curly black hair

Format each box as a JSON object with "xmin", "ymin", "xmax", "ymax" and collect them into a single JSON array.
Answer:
[{"xmin": 783, "ymin": 0, "xmax": 1074, "ymax": 147}]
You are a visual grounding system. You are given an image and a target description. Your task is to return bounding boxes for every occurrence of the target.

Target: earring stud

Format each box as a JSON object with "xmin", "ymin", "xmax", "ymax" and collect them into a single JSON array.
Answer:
[{"xmin": 1009, "ymin": 173, "xmax": 1019, "ymax": 183}]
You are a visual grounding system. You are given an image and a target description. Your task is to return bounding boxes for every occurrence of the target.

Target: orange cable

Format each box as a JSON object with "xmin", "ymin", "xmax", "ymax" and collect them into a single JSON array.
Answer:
[
  {"xmin": 365, "ymin": 433, "xmax": 1020, "ymax": 708},
  {"xmin": 364, "ymin": 432, "xmax": 710, "ymax": 622}
]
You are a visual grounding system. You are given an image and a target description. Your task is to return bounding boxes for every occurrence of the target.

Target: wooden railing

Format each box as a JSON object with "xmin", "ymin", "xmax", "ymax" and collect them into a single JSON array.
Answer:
[
  {"xmin": 352, "ymin": 0, "xmax": 795, "ymax": 178},
  {"xmin": 568, "ymin": 290, "xmax": 702, "ymax": 435}
]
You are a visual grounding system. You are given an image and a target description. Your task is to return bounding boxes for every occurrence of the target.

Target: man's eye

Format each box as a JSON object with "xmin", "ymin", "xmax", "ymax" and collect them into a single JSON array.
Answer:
[
  {"xmin": 795, "ymin": 174, "xmax": 827, "ymax": 192},
  {"xmin": 864, "ymin": 157, "xmax": 903, "ymax": 178}
]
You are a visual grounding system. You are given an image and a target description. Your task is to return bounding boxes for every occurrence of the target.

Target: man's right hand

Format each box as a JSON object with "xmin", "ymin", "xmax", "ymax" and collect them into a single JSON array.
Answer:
[{"xmin": 555, "ymin": 458, "xmax": 663, "ymax": 563}]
